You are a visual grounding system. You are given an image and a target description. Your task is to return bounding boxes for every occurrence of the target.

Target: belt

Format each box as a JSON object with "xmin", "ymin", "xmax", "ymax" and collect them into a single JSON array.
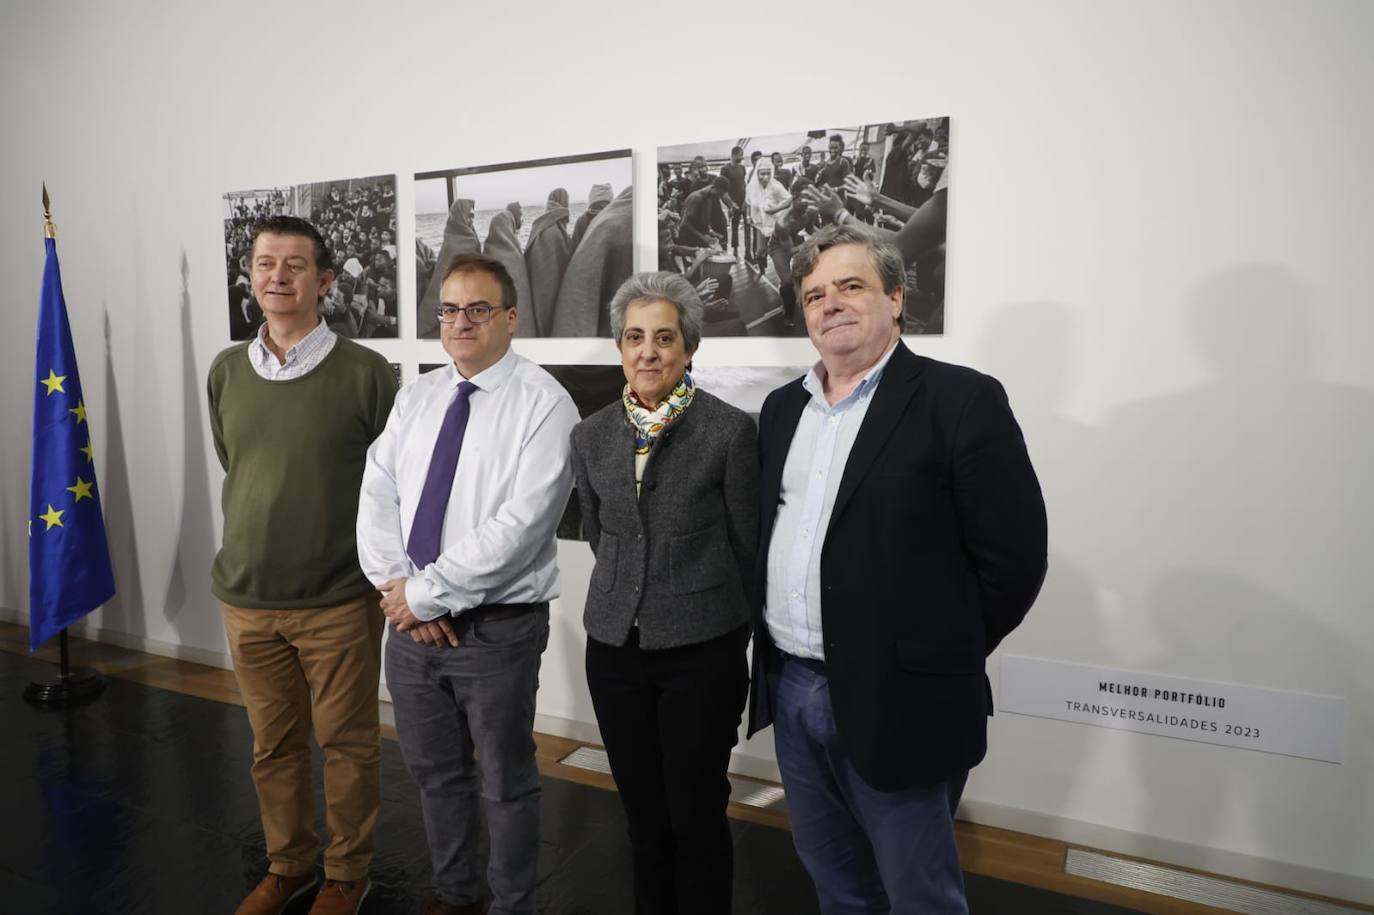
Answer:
[
  {"xmin": 451, "ymin": 601, "xmax": 547, "ymax": 638},
  {"xmin": 780, "ymin": 650, "xmax": 828, "ymax": 676},
  {"xmin": 464, "ymin": 601, "xmax": 547, "ymax": 623}
]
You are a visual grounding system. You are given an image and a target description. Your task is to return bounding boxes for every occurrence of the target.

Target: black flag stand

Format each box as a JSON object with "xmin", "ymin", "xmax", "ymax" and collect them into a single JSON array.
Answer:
[{"xmin": 24, "ymin": 630, "xmax": 106, "ymax": 707}]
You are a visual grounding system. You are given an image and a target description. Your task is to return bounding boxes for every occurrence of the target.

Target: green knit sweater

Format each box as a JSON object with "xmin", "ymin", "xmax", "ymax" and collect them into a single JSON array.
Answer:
[{"xmin": 207, "ymin": 338, "xmax": 397, "ymax": 609}]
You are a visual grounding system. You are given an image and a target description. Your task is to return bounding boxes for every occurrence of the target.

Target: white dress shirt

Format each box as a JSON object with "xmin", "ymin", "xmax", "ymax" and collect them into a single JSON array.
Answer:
[
  {"xmin": 764, "ymin": 342, "xmax": 899, "ymax": 660},
  {"xmin": 356, "ymin": 347, "xmax": 579, "ymax": 622},
  {"xmin": 247, "ymin": 317, "xmax": 337, "ymax": 380}
]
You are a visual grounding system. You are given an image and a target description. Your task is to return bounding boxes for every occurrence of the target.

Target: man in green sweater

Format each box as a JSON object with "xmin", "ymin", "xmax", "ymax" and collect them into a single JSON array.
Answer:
[{"xmin": 207, "ymin": 215, "xmax": 397, "ymax": 915}]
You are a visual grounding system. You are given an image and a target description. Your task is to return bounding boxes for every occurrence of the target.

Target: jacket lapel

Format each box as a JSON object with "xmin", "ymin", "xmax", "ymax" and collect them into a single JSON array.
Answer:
[
  {"xmin": 761, "ymin": 381, "xmax": 809, "ymax": 526},
  {"xmin": 826, "ymin": 342, "xmax": 925, "ymax": 536}
]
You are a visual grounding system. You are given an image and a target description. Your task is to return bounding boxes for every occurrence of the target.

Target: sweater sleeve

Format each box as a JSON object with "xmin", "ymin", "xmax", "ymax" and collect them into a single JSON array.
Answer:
[{"xmin": 206, "ymin": 358, "xmax": 229, "ymax": 472}]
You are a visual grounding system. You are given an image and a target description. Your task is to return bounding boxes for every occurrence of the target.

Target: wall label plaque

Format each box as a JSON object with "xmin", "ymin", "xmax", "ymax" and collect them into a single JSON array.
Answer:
[{"xmin": 999, "ymin": 655, "xmax": 1348, "ymax": 763}]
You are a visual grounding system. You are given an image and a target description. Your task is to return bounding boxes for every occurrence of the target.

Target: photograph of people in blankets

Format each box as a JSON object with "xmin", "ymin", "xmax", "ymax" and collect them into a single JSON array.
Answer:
[
  {"xmin": 657, "ymin": 117, "xmax": 949, "ymax": 337},
  {"xmin": 414, "ymin": 150, "xmax": 634, "ymax": 339},
  {"xmin": 222, "ymin": 174, "xmax": 399, "ymax": 340}
]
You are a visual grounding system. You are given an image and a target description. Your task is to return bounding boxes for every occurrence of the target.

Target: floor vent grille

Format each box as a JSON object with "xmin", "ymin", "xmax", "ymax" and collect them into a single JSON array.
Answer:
[
  {"xmin": 1064, "ymin": 848, "xmax": 1362, "ymax": 915},
  {"xmin": 558, "ymin": 746, "xmax": 613, "ymax": 775}
]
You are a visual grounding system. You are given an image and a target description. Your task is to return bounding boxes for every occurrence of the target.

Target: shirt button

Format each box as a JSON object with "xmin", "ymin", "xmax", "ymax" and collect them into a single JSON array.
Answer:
[
  {"xmin": 636, "ymin": 533, "xmax": 643, "ymax": 542},
  {"xmin": 791, "ymin": 590, "xmax": 800, "ymax": 598},
  {"xmin": 633, "ymin": 585, "xmax": 640, "ymax": 593}
]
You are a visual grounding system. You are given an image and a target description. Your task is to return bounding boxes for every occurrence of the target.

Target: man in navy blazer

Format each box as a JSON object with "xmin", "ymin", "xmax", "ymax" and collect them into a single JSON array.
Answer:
[{"xmin": 748, "ymin": 223, "xmax": 1047, "ymax": 914}]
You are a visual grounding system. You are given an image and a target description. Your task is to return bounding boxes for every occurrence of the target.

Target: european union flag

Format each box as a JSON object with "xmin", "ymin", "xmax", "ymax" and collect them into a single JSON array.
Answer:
[{"xmin": 29, "ymin": 236, "xmax": 116, "ymax": 652}]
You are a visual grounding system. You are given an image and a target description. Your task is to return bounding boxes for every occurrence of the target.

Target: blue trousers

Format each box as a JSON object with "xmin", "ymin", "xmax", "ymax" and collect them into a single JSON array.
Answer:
[
  {"xmin": 774, "ymin": 656, "xmax": 969, "ymax": 915},
  {"xmin": 385, "ymin": 609, "xmax": 549, "ymax": 915}
]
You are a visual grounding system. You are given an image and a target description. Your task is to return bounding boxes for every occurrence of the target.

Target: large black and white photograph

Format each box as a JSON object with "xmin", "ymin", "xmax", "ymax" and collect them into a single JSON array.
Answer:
[
  {"xmin": 540, "ymin": 363, "xmax": 808, "ymax": 541},
  {"xmin": 658, "ymin": 118, "xmax": 949, "ymax": 337},
  {"xmin": 222, "ymin": 173, "xmax": 399, "ymax": 340},
  {"xmin": 541, "ymin": 364, "xmax": 625, "ymax": 541},
  {"xmin": 415, "ymin": 151, "xmax": 634, "ymax": 340}
]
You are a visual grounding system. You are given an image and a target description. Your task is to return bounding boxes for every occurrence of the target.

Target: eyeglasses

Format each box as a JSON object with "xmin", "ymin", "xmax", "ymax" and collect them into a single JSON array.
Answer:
[{"xmin": 434, "ymin": 303, "xmax": 509, "ymax": 324}]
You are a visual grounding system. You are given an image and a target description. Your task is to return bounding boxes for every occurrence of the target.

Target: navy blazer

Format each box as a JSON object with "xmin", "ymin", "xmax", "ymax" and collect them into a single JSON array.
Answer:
[{"xmin": 747, "ymin": 341, "xmax": 1047, "ymax": 791}]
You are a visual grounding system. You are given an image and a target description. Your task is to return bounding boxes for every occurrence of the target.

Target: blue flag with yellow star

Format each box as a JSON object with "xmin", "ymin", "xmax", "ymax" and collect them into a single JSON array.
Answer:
[{"xmin": 29, "ymin": 236, "xmax": 116, "ymax": 652}]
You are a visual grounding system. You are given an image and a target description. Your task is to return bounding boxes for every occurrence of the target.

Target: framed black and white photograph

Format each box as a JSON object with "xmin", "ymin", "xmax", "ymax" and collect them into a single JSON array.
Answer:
[
  {"xmin": 692, "ymin": 365, "xmax": 807, "ymax": 420},
  {"xmin": 222, "ymin": 174, "xmax": 400, "ymax": 340},
  {"xmin": 658, "ymin": 117, "xmax": 949, "ymax": 337},
  {"xmin": 414, "ymin": 150, "xmax": 633, "ymax": 340},
  {"xmin": 541, "ymin": 364, "xmax": 626, "ymax": 541}
]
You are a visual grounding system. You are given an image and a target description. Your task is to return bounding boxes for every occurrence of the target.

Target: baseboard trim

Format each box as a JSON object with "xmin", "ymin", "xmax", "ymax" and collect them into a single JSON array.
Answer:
[{"xmin": 0, "ymin": 607, "xmax": 234, "ymax": 672}]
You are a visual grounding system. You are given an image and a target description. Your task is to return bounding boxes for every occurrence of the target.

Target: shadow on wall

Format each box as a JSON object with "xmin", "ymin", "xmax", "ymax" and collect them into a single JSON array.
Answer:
[
  {"xmin": 98, "ymin": 308, "xmax": 146, "ymax": 640},
  {"xmin": 1095, "ymin": 263, "xmax": 1374, "ymax": 865},
  {"xmin": 0, "ymin": 483, "xmax": 18, "ymax": 612},
  {"xmin": 162, "ymin": 251, "xmax": 217, "ymax": 639},
  {"xmin": 973, "ymin": 300, "xmax": 1109, "ymax": 818},
  {"xmin": 975, "ymin": 300, "xmax": 1110, "ymax": 660},
  {"xmin": 1141, "ymin": 569, "xmax": 1369, "ymax": 858},
  {"xmin": 972, "ymin": 279, "xmax": 1374, "ymax": 874}
]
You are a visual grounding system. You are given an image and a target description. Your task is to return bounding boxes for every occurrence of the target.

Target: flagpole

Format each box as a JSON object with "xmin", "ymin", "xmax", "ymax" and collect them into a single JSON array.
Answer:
[{"xmin": 24, "ymin": 184, "xmax": 107, "ymax": 708}]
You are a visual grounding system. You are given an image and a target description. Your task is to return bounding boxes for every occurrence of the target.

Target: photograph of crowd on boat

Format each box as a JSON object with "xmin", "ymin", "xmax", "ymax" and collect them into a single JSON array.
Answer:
[
  {"xmin": 414, "ymin": 150, "xmax": 633, "ymax": 339},
  {"xmin": 222, "ymin": 174, "xmax": 399, "ymax": 340},
  {"xmin": 657, "ymin": 117, "xmax": 949, "ymax": 336}
]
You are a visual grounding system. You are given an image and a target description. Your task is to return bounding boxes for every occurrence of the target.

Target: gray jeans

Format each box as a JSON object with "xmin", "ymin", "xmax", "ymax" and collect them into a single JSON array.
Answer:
[{"xmin": 385, "ymin": 608, "xmax": 549, "ymax": 915}]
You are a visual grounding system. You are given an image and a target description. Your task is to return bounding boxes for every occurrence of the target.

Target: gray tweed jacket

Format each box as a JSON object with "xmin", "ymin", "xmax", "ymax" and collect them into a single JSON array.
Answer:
[{"xmin": 570, "ymin": 389, "xmax": 759, "ymax": 649}]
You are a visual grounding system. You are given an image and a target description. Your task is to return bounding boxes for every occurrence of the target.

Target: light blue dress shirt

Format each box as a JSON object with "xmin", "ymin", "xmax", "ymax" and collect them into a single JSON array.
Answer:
[{"xmin": 764, "ymin": 342, "xmax": 899, "ymax": 661}]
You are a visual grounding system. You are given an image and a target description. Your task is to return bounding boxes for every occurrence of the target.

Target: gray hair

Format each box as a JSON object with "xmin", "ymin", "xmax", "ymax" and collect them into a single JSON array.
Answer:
[
  {"xmin": 790, "ymin": 222, "xmax": 907, "ymax": 304},
  {"xmin": 607, "ymin": 271, "xmax": 705, "ymax": 353}
]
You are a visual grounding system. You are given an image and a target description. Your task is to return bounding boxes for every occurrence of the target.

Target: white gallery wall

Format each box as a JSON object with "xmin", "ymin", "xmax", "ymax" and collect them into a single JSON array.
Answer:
[{"xmin": 2, "ymin": 0, "xmax": 1371, "ymax": 903}]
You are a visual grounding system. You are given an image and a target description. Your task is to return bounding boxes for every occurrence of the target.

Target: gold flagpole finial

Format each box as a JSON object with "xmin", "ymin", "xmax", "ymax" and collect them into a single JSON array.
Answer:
[{"xmin": 43, "ymin": 182, "xmax": 56, "ymax": 239}]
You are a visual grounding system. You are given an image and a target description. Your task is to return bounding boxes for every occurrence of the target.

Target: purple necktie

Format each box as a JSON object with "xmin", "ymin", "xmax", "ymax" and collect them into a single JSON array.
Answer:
[{"xmin": 407, "ymin": 381, "xmax": 477, "ymax": 569}]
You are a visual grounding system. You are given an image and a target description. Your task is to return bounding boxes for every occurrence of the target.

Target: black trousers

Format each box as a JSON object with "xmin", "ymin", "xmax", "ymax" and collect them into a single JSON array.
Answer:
[{"xmin": 586, "ymin": 624, "xmax": 750, "ymax": 915}]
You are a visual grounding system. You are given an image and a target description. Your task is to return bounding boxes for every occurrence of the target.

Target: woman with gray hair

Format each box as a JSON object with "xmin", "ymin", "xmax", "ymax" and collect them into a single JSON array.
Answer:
[{"xmin": 570, "ymin": 271, "xmax": 759, "ymax": 915}]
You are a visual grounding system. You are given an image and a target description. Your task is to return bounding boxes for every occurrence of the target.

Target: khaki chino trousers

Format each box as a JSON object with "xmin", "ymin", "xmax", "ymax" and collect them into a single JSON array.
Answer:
[{"xmin": 221, "ymin": 593, "xmax": 385, "ymax": 882}]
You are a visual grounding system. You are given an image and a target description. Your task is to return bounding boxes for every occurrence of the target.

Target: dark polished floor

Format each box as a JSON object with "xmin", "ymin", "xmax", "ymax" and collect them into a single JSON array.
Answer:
[{"xmin": 2, "ymin": 650, "xmax": 1146, "ymax": 915}]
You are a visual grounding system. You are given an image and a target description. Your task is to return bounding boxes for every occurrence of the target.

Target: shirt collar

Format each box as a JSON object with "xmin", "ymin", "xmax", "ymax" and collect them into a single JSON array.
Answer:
[
  {"xmin": 445, "ymin": 344, "xmax": 518, "ymax": 393},
  {"xmin": 802, "ymin": 339, "xmax": 900, "ymax": 408},
  {"xmin": 249, "ymin": 317, "xmax": 330, "ymax": 367}
]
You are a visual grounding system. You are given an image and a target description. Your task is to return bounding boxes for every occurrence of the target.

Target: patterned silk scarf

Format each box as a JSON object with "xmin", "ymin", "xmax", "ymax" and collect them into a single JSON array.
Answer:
[{"xmin": 623, "ymin": 372, "xmax": 695, "ymax": 454}]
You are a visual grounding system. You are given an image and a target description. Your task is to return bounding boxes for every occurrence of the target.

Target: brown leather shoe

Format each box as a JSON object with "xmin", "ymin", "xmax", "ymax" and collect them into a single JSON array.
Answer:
[
  {"xmin": 233, "ymin": 872, "xmax": 319, "ymax": 915},
  {"xmin": 419, "ymin": 893, "xmax": 485, "ymax": 915},
  {"xmin": 307, "ymin": 877, "xmax": 371, "ymax": 915}
]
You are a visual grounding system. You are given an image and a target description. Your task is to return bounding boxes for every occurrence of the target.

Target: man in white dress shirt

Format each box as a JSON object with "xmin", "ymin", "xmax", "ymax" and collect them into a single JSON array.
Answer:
[{"xmin": 356, "ymin": 253, "xmax": 578, "ymax": 915}]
